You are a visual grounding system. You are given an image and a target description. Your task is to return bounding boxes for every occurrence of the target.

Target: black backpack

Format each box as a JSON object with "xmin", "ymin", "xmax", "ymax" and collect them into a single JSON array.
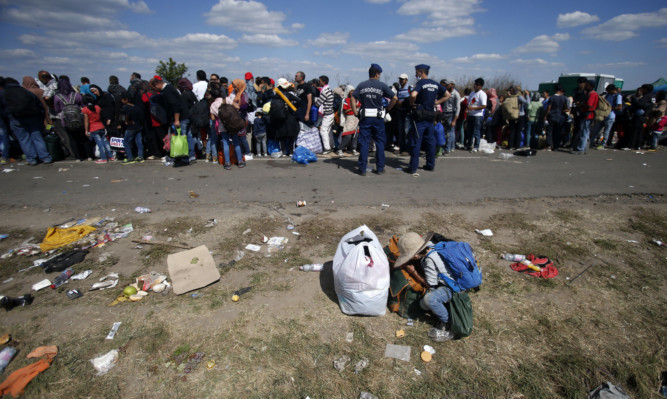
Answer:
[
  {"xmin": 149, "ymin": 93, "xmax": 168, "ymax": 125},
  {"xmin": 4, "ymin": 87, "xmax": 43, "ymax": 119},
  {"xmin": 333, "ymin": 93, "xmax": 343, "ymax": 114},
  {"xmin": 56, "ymin": 93, "xmax": 85, "ymax": 131},
  {"xmin": 218, "ymin": 100, "xmax": 246, "ymax": 134},
  {"xmin": 190, "ymin": 99, "xmax": 210, "ymax": 128},
  {"xmin": 269, "ymin": 98, "xmax": 288, "ymax": 121}
]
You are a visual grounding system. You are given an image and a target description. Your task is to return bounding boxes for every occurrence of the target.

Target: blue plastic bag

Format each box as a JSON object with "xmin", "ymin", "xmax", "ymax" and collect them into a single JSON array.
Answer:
[
  {"xmin": 292, "ymin": 146, "xmax": 318, "ymax": 164},
  {"xmin": 435, "ymin": 123, "xmax": 446, "ymax": 147},
  {"xmin": 267, "ymin": 139, "xmax": 281, "ymax": 154}
]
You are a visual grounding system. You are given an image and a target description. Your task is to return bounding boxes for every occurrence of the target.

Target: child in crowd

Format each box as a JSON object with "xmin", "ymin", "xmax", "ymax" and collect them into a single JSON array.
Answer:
[
  {"xmin": 120, "ymin": 92, "xmax": 144, "ymax": 163},
  {"xmin": 648, "ymin": 109, "xmax": 666, "ymax": 150},
  {"xmin": 253, "ymin": 110, "xmax": 268, "ymax": 157},
  {"xmin": 82, "ymin": 94, "xmax": 113, "ymax": 163}
]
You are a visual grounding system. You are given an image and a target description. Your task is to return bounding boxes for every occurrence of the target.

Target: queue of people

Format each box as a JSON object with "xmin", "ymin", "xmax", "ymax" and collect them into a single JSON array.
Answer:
[{"xmin": 0, "ymin": 67, "xmax": 664, "ymax": 172}]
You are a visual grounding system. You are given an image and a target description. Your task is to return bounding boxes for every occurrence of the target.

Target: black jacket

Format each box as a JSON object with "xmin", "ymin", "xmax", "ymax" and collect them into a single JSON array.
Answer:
[
  {"xmin": 161, "ymin": 84, "xmax": 182, "ymax": 122},
  {"xmin": 179, "ymin": 90, "xmax": 197, "ymax": 121}
]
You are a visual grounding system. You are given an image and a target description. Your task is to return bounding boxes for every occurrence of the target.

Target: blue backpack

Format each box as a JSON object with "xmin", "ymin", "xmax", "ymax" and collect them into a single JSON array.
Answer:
[{"xmin": 426, "ymin": 241, "xmax": 482, "ymax": 293}]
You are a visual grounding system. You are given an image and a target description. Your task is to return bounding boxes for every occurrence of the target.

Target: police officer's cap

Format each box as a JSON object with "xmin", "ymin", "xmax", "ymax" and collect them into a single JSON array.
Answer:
[
  {"xmin": 370, "ymin": 63, "xmax": 383, "ymax": 73},
  {"xmin": 415, "ymin": 64, "xmax": 430, "ymax": 72}
]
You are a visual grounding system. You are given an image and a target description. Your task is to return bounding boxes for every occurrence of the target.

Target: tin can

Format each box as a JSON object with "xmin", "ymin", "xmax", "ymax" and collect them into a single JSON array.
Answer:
[{"xmin": 297, "ymin": 201, "xmax": 306, "ymax": 207}]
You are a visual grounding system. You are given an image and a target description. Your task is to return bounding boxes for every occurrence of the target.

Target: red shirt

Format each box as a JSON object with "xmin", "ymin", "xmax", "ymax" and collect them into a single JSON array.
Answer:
[
  {"xmin": 584, "ymin": 91, "xmax": 599, "ymax": 120},
  {"xmin": 82, "ymin": 106, "xmax": 104, "ymax": 132}
]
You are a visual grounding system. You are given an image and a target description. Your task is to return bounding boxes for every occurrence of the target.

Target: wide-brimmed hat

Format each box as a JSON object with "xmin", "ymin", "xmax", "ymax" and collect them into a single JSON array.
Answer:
[
  {"xmin": 277, "ymin": 78, "xmax": 291, "ymax": 89},
  {"xmin": 393, "ymin": 232, "xmax": 434, "ymax": 268}
]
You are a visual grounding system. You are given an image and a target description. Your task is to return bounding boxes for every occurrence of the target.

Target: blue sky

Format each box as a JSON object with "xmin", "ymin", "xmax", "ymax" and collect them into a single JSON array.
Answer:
[{"xmin": 1, "ymin": 0, "xmax": 665, "ymax": 91}]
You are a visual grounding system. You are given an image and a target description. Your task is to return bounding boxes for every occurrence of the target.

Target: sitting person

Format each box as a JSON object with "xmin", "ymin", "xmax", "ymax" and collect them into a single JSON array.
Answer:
[{"xmin": 393, "ymin": 232, "xmax": 457, "ymax": 342}]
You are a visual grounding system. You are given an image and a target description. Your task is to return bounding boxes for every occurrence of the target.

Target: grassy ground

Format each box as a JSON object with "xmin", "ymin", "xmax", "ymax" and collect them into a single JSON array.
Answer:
[{"xmin": 0, "ymin": 195, "xmax": 664, "ymax": 398}]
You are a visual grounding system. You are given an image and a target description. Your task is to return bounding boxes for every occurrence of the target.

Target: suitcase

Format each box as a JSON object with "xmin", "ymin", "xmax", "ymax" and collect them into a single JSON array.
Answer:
[
  {"xmin": 43, "ymin": 133, "xmax": 65, "ymax": 162},
  {"xmin": 217, "ymin": 149, "xmax": 244, "ymax": 165}
]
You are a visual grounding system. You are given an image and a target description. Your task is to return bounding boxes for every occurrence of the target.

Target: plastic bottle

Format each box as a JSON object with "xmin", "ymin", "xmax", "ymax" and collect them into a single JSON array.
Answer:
[
  {"xmin": 300, "ymin": 263, "xmax": 324, "ymax": 272},
  {"xmin": 501, "ymin": 253, "xmax": 526, "ymax": 262},
  {"xmin": 134, "ymin": 206, "xmax": 151, "ymax": 213},
  {"xmin": 499, "ymin": 153, "xmax": 514, "ymax": 160},
  {"xmin": 51, "ymin": 268, "xmax": 73, "ymax": 289},
  {"xmin": 520, "ymin": 259, "xmax": 542, "ymax": 272},
  {"xmin": 0, "ymin": 347, "xmax": 17, "ymax": 373}
]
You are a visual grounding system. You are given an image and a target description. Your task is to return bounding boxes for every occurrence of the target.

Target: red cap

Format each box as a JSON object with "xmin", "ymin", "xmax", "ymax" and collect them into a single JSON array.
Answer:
[
  {"xmin": 270, "ymin": 78, "xmax": 275, "ymax": 85},
  {"xmin": 153, "ymin": 75, "xmax": 162, "ymax": 81},
  {"xmin": 245, "ymin": 72, "xmax": 253, "ymax": 80}
]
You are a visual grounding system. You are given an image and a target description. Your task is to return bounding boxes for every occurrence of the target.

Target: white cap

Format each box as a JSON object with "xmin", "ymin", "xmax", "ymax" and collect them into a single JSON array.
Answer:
[
  {"xmin": 277, "ymin": 78, "xmax": 291, "ymax": 89},
  {"xmin": 399, "ymin": 73, "xmax": 409, "ymax": 80}
]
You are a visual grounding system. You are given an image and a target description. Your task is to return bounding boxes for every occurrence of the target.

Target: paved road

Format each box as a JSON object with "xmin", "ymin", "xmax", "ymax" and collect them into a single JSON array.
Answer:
[{"xmin": 0, "ymin": 149, "xmax": 664, "ymax": 209}]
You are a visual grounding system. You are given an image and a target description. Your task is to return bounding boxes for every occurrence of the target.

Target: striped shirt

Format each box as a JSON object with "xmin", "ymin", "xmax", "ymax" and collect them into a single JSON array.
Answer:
[{"xmin": 315, "ymin": 85, "xmax": 334, "ymax": 115}]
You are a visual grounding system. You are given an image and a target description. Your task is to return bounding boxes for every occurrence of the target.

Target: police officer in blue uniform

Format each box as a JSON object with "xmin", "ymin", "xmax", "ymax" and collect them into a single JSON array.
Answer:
[
  {"xmin": 351, "ymin": 64, "xmax": 397, "ymax": 176},
  {"xmin": 406, "ymin": 64, "xmax": 450, "ymax": 176}
]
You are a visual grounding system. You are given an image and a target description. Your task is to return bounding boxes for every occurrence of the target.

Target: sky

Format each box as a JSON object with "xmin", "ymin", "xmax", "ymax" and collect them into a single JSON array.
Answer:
[{"xmin": 0, "ymin": 0, "xmax": 666, "ymax": 91}]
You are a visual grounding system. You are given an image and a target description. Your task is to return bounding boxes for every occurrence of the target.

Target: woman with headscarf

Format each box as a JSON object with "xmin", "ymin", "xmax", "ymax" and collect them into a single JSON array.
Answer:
[
  {"xmin": 337, "ymin": 85, "xmax": 359, "ymax": 156},
  {"xmin": 230, "ymin": 78, "xmax": 252, "ymax": 157},
  {"xmin": 177, "ymin": 77, "xmax": 197, "ymax": 162},
  {"xmin": 21, "ymin": 76, "xmax": 51, "ymax": 127},
  {"xmin": 141, "ymin": 77, "xmax": 167, "ymax": 159},
  {"xmin": 271, "ymin": 78, "xmax": 301, "ymax": 157},
  {"xmin": 53, "ymin": 76, "xmax": 88, "ymax": 160},
  {"xmin": 209, "ymin": 79, "xmax": 246, "ymax": 169}
]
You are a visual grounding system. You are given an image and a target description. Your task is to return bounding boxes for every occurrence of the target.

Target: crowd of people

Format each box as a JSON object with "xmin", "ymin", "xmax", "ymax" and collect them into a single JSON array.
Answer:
[{"xmin": 0, "ymin": 65, "xmax": 664, "ymax": 173}]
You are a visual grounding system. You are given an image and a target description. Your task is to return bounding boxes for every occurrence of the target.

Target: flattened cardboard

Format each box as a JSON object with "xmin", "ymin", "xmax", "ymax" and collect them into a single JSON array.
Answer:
[{"xmin": 167, "ymin": 245, "xmax": 220, "ymax": 295}]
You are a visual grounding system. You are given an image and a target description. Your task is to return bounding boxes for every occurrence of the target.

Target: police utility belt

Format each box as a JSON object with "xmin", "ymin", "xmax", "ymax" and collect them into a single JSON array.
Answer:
[
  {"xmin": 360, "ymin": 108, "xmax": 386, "ymax": 119},
  {"xmin": 413, "ymin": 108, "xmax": 437, "ymax": 122}
]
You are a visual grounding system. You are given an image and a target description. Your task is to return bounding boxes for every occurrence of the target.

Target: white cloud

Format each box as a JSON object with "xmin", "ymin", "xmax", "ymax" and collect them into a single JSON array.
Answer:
[
  {"xmin": 557, "ymin": 11, "xmax": 599, "ymax": 28},
  {"xmin": 509, "ymin": 58, "xmax": 564, "ymax": 67},
  {"xmin": 583, "ymin": 8, "xmax": 667, "ymax": 41},
  {"xmin": 239, "ymin": 34, "xmax": 297, "ymax": 47},
  {"xmin": 43, "ymin": 57, "xmax": 71, "ymax": 64},
  {"xmin": 205, "ymin": 0, "xmax": 292, "ymax": 34},
  {"xmin": 397, "ymin": 0, "xmax": 482, "ymax": 24},
  {"xmin": 584, "ymin": 61, "xmax": 646, "ymax": 69},
  {"xmin": 452, "ymin": 53, "xmax": 505, "ymax": 63},
  {"xmin": 291, "ymin": 23, "xmax": 305, "ymax": 30},
  {"xmin": 658, "ymin": 38, "xmax": 667, "ymax": 48},
  {"xmin": 513, "ymin": 33, "xmax": 569, "ymax": 54},
  {"xmin": 307, "ymin": 32, "xmax": 349, "ymax": 47},
  {"xmin": 394, "ymin": 26, "xmax": 476, "ymax": 42},
  {"xmin": 170, "ymin": 33, "xmax": 237, "ymax": 50},
  {"xmin": 128, "ymin": 0, "xmax": 151, "ymax": 14},
  {"xmin": 5, "ymin": 8, "xmax": 122, "ymax": 30},
  {"xmin": 0, "ymin": 49, "xmax": 36, "ymax": 58}
]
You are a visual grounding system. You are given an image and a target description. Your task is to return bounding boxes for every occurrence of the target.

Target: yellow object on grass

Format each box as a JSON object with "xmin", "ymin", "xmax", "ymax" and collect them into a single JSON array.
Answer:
[{"xmin": 40, "ymin": 225, "xmax": 97, "ymax": 252}]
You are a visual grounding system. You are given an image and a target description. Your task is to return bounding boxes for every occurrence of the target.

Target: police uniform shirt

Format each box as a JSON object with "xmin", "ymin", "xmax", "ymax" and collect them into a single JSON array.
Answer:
[
  {"xmin": 352, "ymin": 79, "xmax": 395, "ymax": 111},
  {"xmin": 413, "ymin": 79, "xmax": 446, "ymax": 111}
]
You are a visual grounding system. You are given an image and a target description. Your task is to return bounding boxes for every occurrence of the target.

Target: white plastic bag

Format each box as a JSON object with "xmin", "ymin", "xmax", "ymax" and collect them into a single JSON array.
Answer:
[
  {"xmin": 90, "ymin": 349, "xmax": 118, "ymax": 375},
  {"xmin": 332, "ymin": 225, "xmax": 389, "ymax": 316}
]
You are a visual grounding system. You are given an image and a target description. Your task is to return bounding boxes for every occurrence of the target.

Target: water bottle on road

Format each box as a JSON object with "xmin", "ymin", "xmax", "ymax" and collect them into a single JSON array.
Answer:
[
  {"xmin": 134, "ymin": 207, "xmax": 151, "ymax": 213},
  {"xmin": 501, "ymin": 254, "xmax": 526, "ymax": 262},
  {"xmin": 300, "ymin": 263, "xmax": 324, "ymax": 272},
  {"xmin": 51, "ymin": 268, "xmax": 73, "ymax": 289}
]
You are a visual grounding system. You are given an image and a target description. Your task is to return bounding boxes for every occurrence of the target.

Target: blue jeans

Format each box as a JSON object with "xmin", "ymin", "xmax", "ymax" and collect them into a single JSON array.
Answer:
[
  {"xmin": 442, "ymin": 114, "xmax": 456, "ymax": 153},
  {"xmin": 90, "ymin": 129, "xmax": 112, "ymax": 160},
  {"xmin": 465, "ymin": 115, "xmax": 483, "ymax": 150},
  {"xmin": 576, "ymin": 119, "xmax": 592, "ymax": 152},
  {"xmin": 238, "ymin": 133, "xmax": 251, "ymax": 155},
  {"xmin": 9, "ymin": 116, "xmax": 51, "ymax": 163},
  {"xmin": 0, "ymin": 117, "xmax": 9, "ymax": 160},
  {"xmin": 408, "ymin": 119, "xmax": 436, "ymax": 172},
  {"xmin": 357, "ymin": 117, "xmax": 386, "ymax": 173},
  {"xmin": 398, "ymin": 113, "xmax": 411, "ymax": 151},
  {"xmin": 220, "ymin": 130, "xmax": 243, "ymax": 165},
  {"xmin": 179, "ymin": 119, "xmax": 196, "ymax": 158},
  {"xmin": 123, "ymin": 127, "xmax": 143, "ymax": 160},
  {"xmin": 424, "ymin": 285, "xmax": 453, "ymax": 324},
  {"xmin": 526, "ymin": 120, "xmax": 535, "ymax": 148},
  {"xmin": 592, "ymin": 117, "xmax": 614, "ymax": 147},
  {"xmin": 207, "ymin": 121, "xmax": 218, "ymax": 158}
]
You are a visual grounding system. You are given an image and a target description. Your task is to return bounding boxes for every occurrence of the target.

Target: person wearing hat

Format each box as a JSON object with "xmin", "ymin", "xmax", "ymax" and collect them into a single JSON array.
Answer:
[
  {"xmin": 351, "ymin": 63, "xmax": 398, "ymax": 176},
  {"xmin": 395, "ymin": 73, "xmax": 412, "ymax": 154},
  {"xmin": 405, "ymin": 64, "xmax": 449, "ymax": 176},
  {"xmin": 394, "ymin": 232, "xmax": 456, "ymax": 342},
  {"xmin": 271, "ymin": 78, "xmax": 301, "ymax": 156}
]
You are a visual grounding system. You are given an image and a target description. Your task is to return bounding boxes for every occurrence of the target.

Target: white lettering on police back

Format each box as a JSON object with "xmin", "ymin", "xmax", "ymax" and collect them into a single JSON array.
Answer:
[
  {"xmin": 422, "ymin": 83, "xmax": 439, "ymax": 91},
  {"xmin": 359, "ymin": 87, "xmax": 384, "ymax": 96}
]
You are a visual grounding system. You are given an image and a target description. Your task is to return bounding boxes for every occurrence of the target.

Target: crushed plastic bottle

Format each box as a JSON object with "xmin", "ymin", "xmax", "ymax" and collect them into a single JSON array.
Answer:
[
  {"xmin": 499, "ymin": 153, "xmax": 514, "ymax": 160},
  {"xmin": 300, "ymin": 263, "xmax": 324, "ymax": 272},
  {"xmin": 501, "ymin": 253, "xmax": 526, "ymax": 262},
  {"xmin": 0, "ymin": 347, "xmax": 17, "ymax": 373},
  {"xmin": 51, "ymin": 268, "xmax": 73, "ymax": 289},
  {"xmin": 134, "ymin": 207, "xmax": 151, "ymax": 213}
]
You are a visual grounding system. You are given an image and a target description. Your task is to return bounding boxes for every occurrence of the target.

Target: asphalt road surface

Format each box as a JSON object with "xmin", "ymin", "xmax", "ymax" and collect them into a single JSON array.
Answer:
[{"xmin": 0, "ymin": 149, "xmax": 664, "ymax": 210}]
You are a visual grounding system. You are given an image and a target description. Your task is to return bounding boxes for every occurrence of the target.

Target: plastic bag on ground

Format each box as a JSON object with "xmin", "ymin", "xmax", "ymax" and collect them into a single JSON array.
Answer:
[
  {"xmin": 291, "ymin": 146, "xmax": 318, "ymax": 164},
  {"xmin": 332, "ymin": 225, "xmax": 389, "ymax": 316},
  {"xmin": 90, "ymin": 349, "xmax": 118, "ymax": 376},
  {"xmin": 479, "ymin": 138, "xmax": 496, "ymax": 154}
]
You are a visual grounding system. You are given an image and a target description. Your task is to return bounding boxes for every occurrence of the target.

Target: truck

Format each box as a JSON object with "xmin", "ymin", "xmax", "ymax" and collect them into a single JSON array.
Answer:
[{"xmin": 538, "ymin": 73, "xmax": 623, "ymax": 96}]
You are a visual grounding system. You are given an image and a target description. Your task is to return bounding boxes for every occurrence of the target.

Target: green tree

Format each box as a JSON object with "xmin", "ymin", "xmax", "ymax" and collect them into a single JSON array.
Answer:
[{"xmin": 155, "ymin": 58, "xmax": 188, "ymax": 86}]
